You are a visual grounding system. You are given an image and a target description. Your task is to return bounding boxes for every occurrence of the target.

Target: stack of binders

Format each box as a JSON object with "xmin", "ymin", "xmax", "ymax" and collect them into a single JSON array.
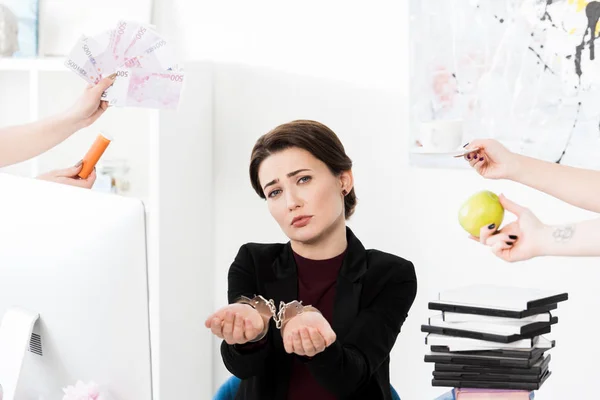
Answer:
[{"xmin": 422, "ymin": 284, "xmax": 568, "ymax": 393}]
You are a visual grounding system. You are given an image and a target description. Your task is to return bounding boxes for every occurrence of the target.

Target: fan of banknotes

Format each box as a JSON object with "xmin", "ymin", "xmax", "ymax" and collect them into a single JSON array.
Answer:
[{"xmin": 64, "ymin": 20, "xmax": 184, "ymax": 110}]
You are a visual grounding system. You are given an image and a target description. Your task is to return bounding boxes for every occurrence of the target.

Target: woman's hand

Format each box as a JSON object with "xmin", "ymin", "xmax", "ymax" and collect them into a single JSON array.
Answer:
[
  {"xmin": 282, "ymin": 310, "xmax": 336, "ymax": 357},
  {"xmin": 37, "ymin": 162, "xmax": 96, "ymax": 189},
  {"xmin": 66, "ymin": 74, "xmax": 116, "ymax": 129},
  {"xmin": 472, "ymin": 194, "xmax": 547, "ymax": 262},
  {"xmin": 205, "ymin": 304, "xmax": 266, "ymax": 345},
  {"xmin": 464, "ymin": 139, "xmax": 522, "ymax": 180}
]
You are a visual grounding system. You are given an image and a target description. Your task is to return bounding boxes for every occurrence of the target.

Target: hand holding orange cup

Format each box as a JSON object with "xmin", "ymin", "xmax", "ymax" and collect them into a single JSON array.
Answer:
[{"xmin": 78, "ymin": 133, "xmax": 112, "ymax": 179}]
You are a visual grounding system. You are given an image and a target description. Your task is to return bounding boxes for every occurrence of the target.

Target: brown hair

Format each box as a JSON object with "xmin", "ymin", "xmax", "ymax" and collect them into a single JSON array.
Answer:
[{"xmin": 249, "ymin": 120, "xmax": 357, "ymax": 219}]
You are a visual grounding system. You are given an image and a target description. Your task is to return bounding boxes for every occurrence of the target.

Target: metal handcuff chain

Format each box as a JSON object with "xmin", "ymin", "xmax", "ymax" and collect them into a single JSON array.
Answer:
[{"xmin": 236, "ymin": 295, "xmax": 316, "ymax": 330}]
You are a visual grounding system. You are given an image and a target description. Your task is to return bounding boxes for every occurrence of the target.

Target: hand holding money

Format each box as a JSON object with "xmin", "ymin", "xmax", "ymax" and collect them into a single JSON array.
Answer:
[
  {"xmin": 65, "ymin": 74, "xmax": 117, "ymax": 129},
  {"xmin": 65, "ymin": 20, "xmax": 184, "ymax": 110}
]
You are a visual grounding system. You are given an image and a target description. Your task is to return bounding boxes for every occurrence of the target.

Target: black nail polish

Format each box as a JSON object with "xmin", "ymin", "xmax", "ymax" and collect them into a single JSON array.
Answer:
[
  {"xmin": 509, "ymin": 235, "xmax": 518, "ymax": 240},
  {"xmin": 463, "ymin": 142, "xmax": 469, "ymax": 148},
  {"xmin": 467, "ymin": 155, "xmax": 471, "ymax": 160},
  {"xmin": 479, "ymin": 157, "xmax": 484, "ymax": 161},
  {"xmin": 488, "ymin": 224, "xmax": 495, "ymax": 230},
  {"xmin": 506, "ymin": 241, "xmax": 514, "ymax": 246}
]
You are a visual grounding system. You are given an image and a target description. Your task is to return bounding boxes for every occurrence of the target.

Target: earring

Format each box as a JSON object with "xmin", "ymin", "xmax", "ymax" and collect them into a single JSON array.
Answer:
[{"xmin": 342, "ymin": 190, "xmax": 347, "ymax": 196}]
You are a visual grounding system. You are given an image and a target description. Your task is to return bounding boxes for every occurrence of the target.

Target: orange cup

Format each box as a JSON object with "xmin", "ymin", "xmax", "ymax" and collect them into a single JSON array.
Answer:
[{"xmin": 78, "ymin": 133, "xmax": 112, "ymax": 179}]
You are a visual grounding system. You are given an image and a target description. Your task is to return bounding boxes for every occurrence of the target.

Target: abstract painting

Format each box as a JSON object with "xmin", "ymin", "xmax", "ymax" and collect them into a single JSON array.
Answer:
[{"xmin": 409, "ymin": 0, "xmax": 600, "ymax": 169}]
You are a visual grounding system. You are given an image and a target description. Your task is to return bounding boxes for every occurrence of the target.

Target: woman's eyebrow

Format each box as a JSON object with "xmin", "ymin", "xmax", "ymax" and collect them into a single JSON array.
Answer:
[
  {"xmin": 263, "ymin": 169, "xmax": 312, "ymax": 191},
  {"xmin": 287, "ymin": 168, "xmax": 311, "ymax": 178}
]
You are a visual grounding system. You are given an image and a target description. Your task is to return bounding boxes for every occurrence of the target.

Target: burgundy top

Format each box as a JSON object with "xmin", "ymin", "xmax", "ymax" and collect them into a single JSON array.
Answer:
[{"xmin": 286, "ymin": 249, "xmax": 346, "ymax": 400}]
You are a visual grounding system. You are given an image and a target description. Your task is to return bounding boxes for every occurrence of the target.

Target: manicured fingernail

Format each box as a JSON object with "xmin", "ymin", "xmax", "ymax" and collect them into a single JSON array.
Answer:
[
  {"xmin": 479, "ymin": 157, "xmax": 484, "ymax": 161},
  {"xmin": 509, "ymin": 235, "xmax": 518, "ymax": 240},
  {"xmin": 463, "ymin": 142, "xmax": 469, "ymax": 148},
  {"xmin": 467, "ymin": 154, "xmax": 471, "ymax": 160},
  {"xmin": 506, "ymin": 241, "xmax": 514, "ymax": 245},
  {"xmin": 108, "ymin": 72, "xmax": 117, "ymax": 80},
  {"xmin": 74, "ymin": 160, "xmax": 83, "ymax": 167},
  {"xmin": 488, "ymin": 224, "xmax": 496, "ymax": 230}
]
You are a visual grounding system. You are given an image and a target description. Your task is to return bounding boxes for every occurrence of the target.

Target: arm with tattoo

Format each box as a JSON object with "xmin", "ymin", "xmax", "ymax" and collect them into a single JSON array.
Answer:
[{"xmin": 540, "ymin": 220, "xmax": 600, "ymax": 257}]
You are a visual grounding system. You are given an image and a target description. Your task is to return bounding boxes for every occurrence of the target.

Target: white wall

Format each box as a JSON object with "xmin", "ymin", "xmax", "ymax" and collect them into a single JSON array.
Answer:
[
  {"xmin": 210, "ymin": 63, "xmax": 600, "ymax": 400},
  {"xmin": 148, "ymin": 62, "xmax": 215, "ymax": 400},
  {"xmin": 154, "ymin": 0, "xmax": 600, "ymax": 398},
  {"xmin": 152, "ymin": 0, "xmax": 406, "ymax": 90},
  {"xmin": 2, "ymin": 0, "xmax": 597, "ymax": 396}
]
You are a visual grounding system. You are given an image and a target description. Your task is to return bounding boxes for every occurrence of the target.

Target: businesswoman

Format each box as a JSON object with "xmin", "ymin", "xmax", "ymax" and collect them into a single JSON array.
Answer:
[{"xmin": 205, "ymin": 120, "xmax": 417, "ymax": 400}]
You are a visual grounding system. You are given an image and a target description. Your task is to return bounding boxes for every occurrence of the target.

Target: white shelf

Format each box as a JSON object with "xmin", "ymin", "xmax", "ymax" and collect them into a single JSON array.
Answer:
[{"xmin": 0, "ymin": 57, "xmax": 67, "ymax": 72}]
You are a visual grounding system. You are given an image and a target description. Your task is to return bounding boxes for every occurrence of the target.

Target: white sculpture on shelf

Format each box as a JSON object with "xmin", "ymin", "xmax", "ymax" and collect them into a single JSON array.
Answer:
[{"xmin": 0, "ymin": 4, "xmax": 19, "ymax": 57}]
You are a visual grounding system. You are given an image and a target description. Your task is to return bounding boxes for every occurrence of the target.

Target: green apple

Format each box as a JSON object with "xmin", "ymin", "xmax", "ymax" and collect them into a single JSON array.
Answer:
[{"xmin": 458, "ymin": 190, "xmax": 504, "ymax": 237}]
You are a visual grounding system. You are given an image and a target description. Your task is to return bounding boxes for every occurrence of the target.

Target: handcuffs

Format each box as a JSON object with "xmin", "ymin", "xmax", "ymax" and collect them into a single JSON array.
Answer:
[
  {"xmin": 276, "ymin": 301, "xmax": 321, "ymax": 329},
  {"xmin": 235, "ymin": 294, "xmax": 277, "ymax": 342},
  {"xmin": 235, "ymin": 295, "xmax": 321, "ymax": 339}
]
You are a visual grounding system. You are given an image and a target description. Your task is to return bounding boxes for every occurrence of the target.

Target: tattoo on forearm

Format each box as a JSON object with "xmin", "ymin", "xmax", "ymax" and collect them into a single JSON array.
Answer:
[{"xmin": 552, "ymin": 225, "xmax": 575, "ymax": 243}]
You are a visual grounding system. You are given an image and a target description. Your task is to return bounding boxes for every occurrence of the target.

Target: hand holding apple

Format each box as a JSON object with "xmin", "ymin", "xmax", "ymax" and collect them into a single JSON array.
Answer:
[
  {"xmin": 471, "ymin": 194, "xmax": 547, "ymax": 262},
  {"xmin": 459, "ymin": 190, "xmax": 504, "ymax": 238}
]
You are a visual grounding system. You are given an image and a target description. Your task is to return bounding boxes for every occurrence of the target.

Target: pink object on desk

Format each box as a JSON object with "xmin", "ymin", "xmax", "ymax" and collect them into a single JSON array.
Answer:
[
  {"xmin": 456, "ymin": 388, "xmax": 533, "ymax": 400},
  {"xmin": 62, "ymin": 381, "xmax": 106, "ymax": 400}
]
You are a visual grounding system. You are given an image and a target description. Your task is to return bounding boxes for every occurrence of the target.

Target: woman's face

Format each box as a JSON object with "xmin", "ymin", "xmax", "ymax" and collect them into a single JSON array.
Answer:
[{"xmin": 258, "ymin": 147, "xmax": 352, "ymax": 244}]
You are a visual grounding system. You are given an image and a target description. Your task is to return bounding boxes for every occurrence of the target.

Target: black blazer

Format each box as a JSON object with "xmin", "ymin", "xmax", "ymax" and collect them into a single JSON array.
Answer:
[{"xmin": 220, "ymin": 227, "xmax": 418, "ymax": 400}]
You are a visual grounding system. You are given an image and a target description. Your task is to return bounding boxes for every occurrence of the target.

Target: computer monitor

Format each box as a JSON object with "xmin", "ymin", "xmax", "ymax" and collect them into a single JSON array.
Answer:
[{"xmin": 0, "ymin": 173, "xmax": 153, "ymax": 400}]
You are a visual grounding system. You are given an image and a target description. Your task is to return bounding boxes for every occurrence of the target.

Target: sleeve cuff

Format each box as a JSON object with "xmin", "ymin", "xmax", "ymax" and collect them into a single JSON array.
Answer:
[
  {"xmin": 305, "ymin": 340, "xmax": 343, "ymax": 367},
  {"xmin": 232, "ymin": 336, "xmax": 269, "ymax": 354}
]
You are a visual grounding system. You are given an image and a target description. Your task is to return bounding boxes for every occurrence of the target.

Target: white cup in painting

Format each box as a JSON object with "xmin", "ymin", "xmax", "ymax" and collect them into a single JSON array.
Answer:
[{"xmin": 418, "ymin": 120, "xmax": 463, "ymax": 152}]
